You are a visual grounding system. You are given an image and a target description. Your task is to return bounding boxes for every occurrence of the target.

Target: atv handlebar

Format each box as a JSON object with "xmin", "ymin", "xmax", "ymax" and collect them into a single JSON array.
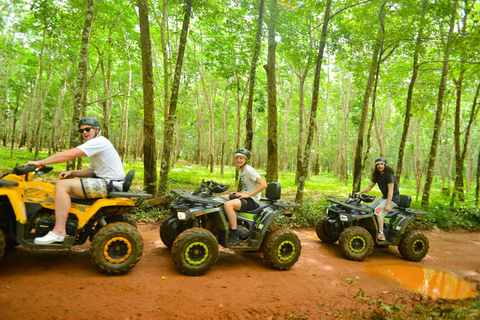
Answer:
[{"xmin": 13, "ymin": 164, "xmax": 54, "ymax": 176}]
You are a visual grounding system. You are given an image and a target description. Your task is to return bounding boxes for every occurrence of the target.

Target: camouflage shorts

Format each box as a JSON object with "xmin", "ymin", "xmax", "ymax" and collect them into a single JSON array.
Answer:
[{"xmin": 80, "ymin": 178, "xmax": 109, "ymax": 199}]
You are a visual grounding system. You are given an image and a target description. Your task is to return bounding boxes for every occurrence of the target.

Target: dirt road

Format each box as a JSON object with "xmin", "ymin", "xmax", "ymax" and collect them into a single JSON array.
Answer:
[{"xmin": 1, "ymin": 224, "xmax": 479, "ymax": 319}]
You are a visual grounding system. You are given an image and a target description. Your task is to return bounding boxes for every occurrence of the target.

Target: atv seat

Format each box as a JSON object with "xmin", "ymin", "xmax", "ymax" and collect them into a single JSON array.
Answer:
[
  {"xmin": 265, "ymin": 182, "xmax": 281, "ymax": 201},
  {"xmin": 397, "ymin": 194, "xmax": 411, "ymax": 209},
  {"xmin": 122, "ymin": 170, "xmax": 135, "ymax": 192}
]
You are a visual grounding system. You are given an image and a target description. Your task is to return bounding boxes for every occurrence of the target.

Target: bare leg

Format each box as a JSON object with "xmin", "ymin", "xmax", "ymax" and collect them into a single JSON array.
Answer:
[
  {"xmin": 51, "ymin": 179, "xmax": 85, "ymax": 237},
  {"xmin": 223, "ymin": 199, "xmax": 241, "ymax": 229},
  {"xmin": 376, "ymin": 216, "xmax": 384, "ymax": 234}
]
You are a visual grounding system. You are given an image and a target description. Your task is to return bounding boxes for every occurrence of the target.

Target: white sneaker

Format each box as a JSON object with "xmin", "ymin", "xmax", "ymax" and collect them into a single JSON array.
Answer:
[
  {"xmin": 377, "ymin": 232, "xmax": 385, "ymax": 241},
  {"xmin": 34, "ymin": 231, "xmax": 65, "ymax": 244}
]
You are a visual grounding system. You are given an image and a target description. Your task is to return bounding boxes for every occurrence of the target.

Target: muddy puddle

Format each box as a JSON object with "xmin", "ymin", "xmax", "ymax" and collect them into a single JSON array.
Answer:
[{"xmin": 366, "ymin": 264, "xmax": 478, "ymax": 299}]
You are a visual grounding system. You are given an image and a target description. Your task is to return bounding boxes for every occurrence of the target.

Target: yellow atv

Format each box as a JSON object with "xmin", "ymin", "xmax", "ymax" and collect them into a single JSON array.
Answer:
[{"xmin": 0, "ymin": 164, "xmax": 150, "ymax": 275}]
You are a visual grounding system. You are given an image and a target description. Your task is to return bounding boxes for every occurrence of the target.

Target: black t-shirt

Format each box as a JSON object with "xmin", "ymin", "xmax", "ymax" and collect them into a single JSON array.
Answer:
[{"xmin": 373, "ymin": 172, "xmax": 400, "ymax": 204}]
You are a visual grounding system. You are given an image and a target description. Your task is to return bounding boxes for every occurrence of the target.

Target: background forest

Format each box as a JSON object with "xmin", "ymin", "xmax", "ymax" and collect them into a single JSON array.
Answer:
[{"xmin": 1, "ymin": 0, "xmax": 480, "ymax": 220}]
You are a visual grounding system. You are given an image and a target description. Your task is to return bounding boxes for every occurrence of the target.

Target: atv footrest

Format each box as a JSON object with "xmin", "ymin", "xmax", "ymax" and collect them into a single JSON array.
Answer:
[{"xmin": 20, "ymin": 235, "xmax": 76, "ymax": 249}]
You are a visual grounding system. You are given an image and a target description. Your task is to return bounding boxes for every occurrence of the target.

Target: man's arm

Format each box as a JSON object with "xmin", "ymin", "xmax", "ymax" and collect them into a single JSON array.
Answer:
[
  {"xmin": 357, "ymin": 182, "xmax": 376, "ymax": 195},
  {"xmin": 26, "ymin": 148, "xmax": 86, "ymax": 167},
  {"xmin": 385, "ymin": 182, "xmax": 394, "ymax": 212},
  {"xmin": 238, "ymin": 176, "xmax": 267, "ymax": 199}
]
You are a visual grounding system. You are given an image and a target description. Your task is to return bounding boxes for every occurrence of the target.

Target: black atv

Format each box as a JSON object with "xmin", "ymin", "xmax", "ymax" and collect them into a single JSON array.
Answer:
[
  {"xmin": 315, "ymin": 193, "xmax": 429, "ymax": 262},
  {"xmin": 160, "ymin": 180, "xmax": 302, "ymax": 276}
]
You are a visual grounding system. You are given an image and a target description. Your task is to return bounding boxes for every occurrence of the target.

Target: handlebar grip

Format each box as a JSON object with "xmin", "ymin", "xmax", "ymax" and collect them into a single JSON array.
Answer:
[{"xmin": 14, "ymin": 164, "xmax": 38, "ymax": 175}]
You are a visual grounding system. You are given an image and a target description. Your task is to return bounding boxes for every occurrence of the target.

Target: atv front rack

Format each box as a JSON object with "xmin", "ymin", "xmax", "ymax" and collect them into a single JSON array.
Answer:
[
  {"xmin": 171, "ymin": 189, "xmax": 225, "ymax": 206},
  {"xmin": 327, "ymin": 198, "xmax": 373, "ymax": 213}
]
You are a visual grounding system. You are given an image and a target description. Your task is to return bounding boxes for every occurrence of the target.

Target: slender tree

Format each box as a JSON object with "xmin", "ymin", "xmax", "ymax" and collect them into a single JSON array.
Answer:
[
  {"xmin": 158, "ymin": 0, "xmax": 192, "ymax": 196},
  {"xmin": 422, "ymin": 2, "xmax": 457, "ymax": 206},
  {"xmin": 295, "ymin": 0, "xmax": 332, "ymax": 203},
  {"xmin": 397, "ymin": 0, "xmax": 428, "ymax": 183},
  {"xmin": 138, "ymin": 0, "xmax": 157, "ymax": 195},
  {"xmin": 244, "ymin": 0, "xmax": 265, "ymax": 151},
  {"xmin": 67, "ymin": 0, "xmax": 95, "ymax": 171},
  {"xmin": 264, "ymin": 0, "xmax": 279, "ymax": 183}
]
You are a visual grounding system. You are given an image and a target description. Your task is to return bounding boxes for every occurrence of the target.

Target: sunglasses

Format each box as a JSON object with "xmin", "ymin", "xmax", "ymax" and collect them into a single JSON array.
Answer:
[{"xmin": 78, "ymin": 127, "xmax": 96, "ymax": 133}]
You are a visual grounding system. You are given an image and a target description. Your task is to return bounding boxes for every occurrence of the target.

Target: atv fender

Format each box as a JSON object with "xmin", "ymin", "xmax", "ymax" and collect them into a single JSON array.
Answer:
[{"xmin": 0, "ymin": 190, "xmax": 27, "ymax": 223}]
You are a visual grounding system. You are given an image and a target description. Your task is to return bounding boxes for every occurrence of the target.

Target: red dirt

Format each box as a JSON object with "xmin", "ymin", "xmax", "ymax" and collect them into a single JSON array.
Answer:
[{"xmin": 1, "ymin": 224, "xmax": 479, "ymax": 319}]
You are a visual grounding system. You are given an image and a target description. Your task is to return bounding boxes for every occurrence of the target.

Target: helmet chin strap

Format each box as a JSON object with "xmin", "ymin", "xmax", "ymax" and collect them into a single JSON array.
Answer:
[{"xmin": 238, "ymin": 159, "xmax": 248, "ymax": 169}]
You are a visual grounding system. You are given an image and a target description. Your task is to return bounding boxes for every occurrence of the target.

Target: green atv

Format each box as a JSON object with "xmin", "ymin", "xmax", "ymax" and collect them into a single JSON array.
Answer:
[
  {"xmin": 316, "ymin": 193, "xmax": 429, "ymax": 262},
  {"xmin": 160, "ymin": 180, "xmax": 302, "ymax": 276}
]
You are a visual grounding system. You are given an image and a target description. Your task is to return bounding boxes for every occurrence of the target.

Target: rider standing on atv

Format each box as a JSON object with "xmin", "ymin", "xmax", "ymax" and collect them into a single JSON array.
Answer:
[
  {"xmin": 356, "ymin": 157, "xmax": 400, "ymax": 241},
  {"xmin": 26, "ymin": 117, "xmax": 125, "ymax": 245},
  {"xmin": 222, "ymin": 148, "xmax": 267, "ymax": 246}
]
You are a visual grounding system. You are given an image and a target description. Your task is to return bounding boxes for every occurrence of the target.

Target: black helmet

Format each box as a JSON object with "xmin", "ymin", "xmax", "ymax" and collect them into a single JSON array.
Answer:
[
  {"xmin": 375, "ymin": 157, "xmax": 387, "ymax": 166},
  {"xmin": 78, "ymin": 117, "xmax": 100, "ymax": 128},
  {"xmin": 235, "ymin": 148, "xmax": 251, "ymax": 160}
]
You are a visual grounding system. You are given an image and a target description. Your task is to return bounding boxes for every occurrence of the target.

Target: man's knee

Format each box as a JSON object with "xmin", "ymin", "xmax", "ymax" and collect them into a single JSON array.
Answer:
[{"xmin": 55, "ymin": 180, "xmax": 80, "ymax": 194}]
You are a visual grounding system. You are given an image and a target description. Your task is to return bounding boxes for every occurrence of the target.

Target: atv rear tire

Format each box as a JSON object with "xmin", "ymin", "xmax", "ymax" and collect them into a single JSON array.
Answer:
[
  {"xmin": 172, "ymin": 228, "xmax": 218, "ymax": 276},
  {"xmin": 339, "ymin": 226, "xmax": 373, "ymax": 261},
  {"xmin": 398, "ymin": 229, "xmax": 429, "ymax": 262},
  {"xmin": 262, "ymin": 228, "xmax": 301, "ymax": 270},
  {"xmin": 160, "ymin": 220, "xmax": 174, "ymax": 249},
  {"xmin": 0, "ymin": 228, "xmax": 6, "ymax": 262},
  {"xmin": 90, "ymin": 222, "xmax": 144, "ymax": 275},
  {"xmin": 315, "ymin": 217, "xmax": 339, "ymax": 243}
]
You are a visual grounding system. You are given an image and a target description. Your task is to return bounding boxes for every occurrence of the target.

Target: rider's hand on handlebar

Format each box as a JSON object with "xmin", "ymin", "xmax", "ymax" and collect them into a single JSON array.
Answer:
[{"xmin": 25, "ymin": 161, "xmax": 41, "ymax": 168}]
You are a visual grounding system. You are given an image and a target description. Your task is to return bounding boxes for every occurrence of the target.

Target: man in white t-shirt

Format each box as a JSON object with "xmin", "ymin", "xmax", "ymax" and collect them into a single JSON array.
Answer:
[
  {"xmin": 26, "ymin": 117, "xmax": 125, "ymax": 245},
  {"xmin": 222, "ymin": 148, "xmax": 267, "ymax": 246}
]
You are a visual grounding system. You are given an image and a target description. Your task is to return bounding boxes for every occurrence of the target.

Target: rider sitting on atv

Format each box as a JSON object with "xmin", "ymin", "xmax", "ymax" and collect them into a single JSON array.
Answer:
[
  {"xmin": 356, "ymin": 157, "xmax": 400, "ymax": 241},
  {"xmin": 221, "ymin": 148, "xmax": 267, "ymax": 246},
  {"xmin": 26, "ymin": 117, "xmax": 125, "ymax": 245}
]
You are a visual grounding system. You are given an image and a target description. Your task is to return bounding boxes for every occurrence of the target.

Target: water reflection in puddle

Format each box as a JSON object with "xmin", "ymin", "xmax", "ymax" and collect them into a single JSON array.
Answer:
[{"xmin": 366, "ymin": 264, "xmax": 477, "ymax": 299}]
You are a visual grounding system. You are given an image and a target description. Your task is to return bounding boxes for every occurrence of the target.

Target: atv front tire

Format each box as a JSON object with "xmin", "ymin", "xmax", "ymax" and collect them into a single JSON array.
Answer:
[
  {"xmin": 262, "ymin": 228, "xmax": 301, "ymax": 270},
  {"xmin": 339, "ymin": 226, "xmax": 373, "ymax": 261},
  {"xmin": 315, "ymin": 217, "xmax": 339, "ymax": 243},
  {"xmin": 0, "ymin": 228, "xmax": 6, "ymax": 262},
  {"xmin": 90, "ymin": 222, "xmax": 144, "ymax": 275},
  {"xmin": 398, "ymin": 229, "xmax": 429, "ymax": 262},
  {"xmin": 160, "ymin": 220, "xmax": 175, "ymax": 249},
  {"xmin": 172, "ymin": 228, "xmax": 219, "ymax": 276}
]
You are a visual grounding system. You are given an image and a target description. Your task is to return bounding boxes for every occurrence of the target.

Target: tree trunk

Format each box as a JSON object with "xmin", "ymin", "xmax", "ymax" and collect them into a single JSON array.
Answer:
[
  {"xmin": 139, "ymin": 0, "xmax": 157, "ymax": 196},
  {"xmin": 244, "ymin": 0, "xmax": 265, "ymax": 151},
  {"xmin": 295, "ymin": 70, "xmax": 308, "ymax": 184},
  {"xmin": 422, "ymin": 3, "xmax": 457, "ymax": 206},
  {"xmin": 280, "ymin": 69, "xmax": 294, "ymax": 172},
  {"xmin": 221, "ymin": 85, "xmax": 230, "ymax": 176},
  {"xmin": 158, "ymin": 0, "xmax": 192, "ymax": 196},
  {"xmin": 67, "ymin": 0, "xmax": 94, "ymax": 171},
  {"xmin": 264, "ymin": 0, "xmax": 279, "ymax": 183},
  {"xmin": 295, "ymin": 0, "xmax": 332, "ymax": 203},
  {"xmin": 49, "ymin": 66, "xmax": 69, "ymax": 155},
  {"xmin": 352, "ymin": 43, "xmax": 380, "ymax": 193},
  {"xmin": 476, "ymin": 140, "xmax": 480, "ymax": 206},
  {"xmin": 451, "ymin": 80, "xmax": 480, "ymax": 205},
  {"xmin": 397, "ymin": 0, "xmax": 427, "ymax": 184}
]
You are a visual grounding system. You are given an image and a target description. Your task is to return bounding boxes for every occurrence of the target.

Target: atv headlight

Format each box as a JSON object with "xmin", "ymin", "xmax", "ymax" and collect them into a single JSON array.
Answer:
[
  {"xmin": 177, "ymin": 211, "xmax": 186, "ymax": 220},
  {"xmin": 325, "ymin": 207, "xmax": 329, "ymax": 214},
  {"xmin": 340, "ymin": 214, "xmax": 349, "ymax": 221}
]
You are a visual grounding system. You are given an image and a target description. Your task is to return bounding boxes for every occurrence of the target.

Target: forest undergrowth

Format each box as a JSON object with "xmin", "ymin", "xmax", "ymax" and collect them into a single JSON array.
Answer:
[{"xmin": 1, "ymin": 147, "xmax": 479, "ymax": 231}]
